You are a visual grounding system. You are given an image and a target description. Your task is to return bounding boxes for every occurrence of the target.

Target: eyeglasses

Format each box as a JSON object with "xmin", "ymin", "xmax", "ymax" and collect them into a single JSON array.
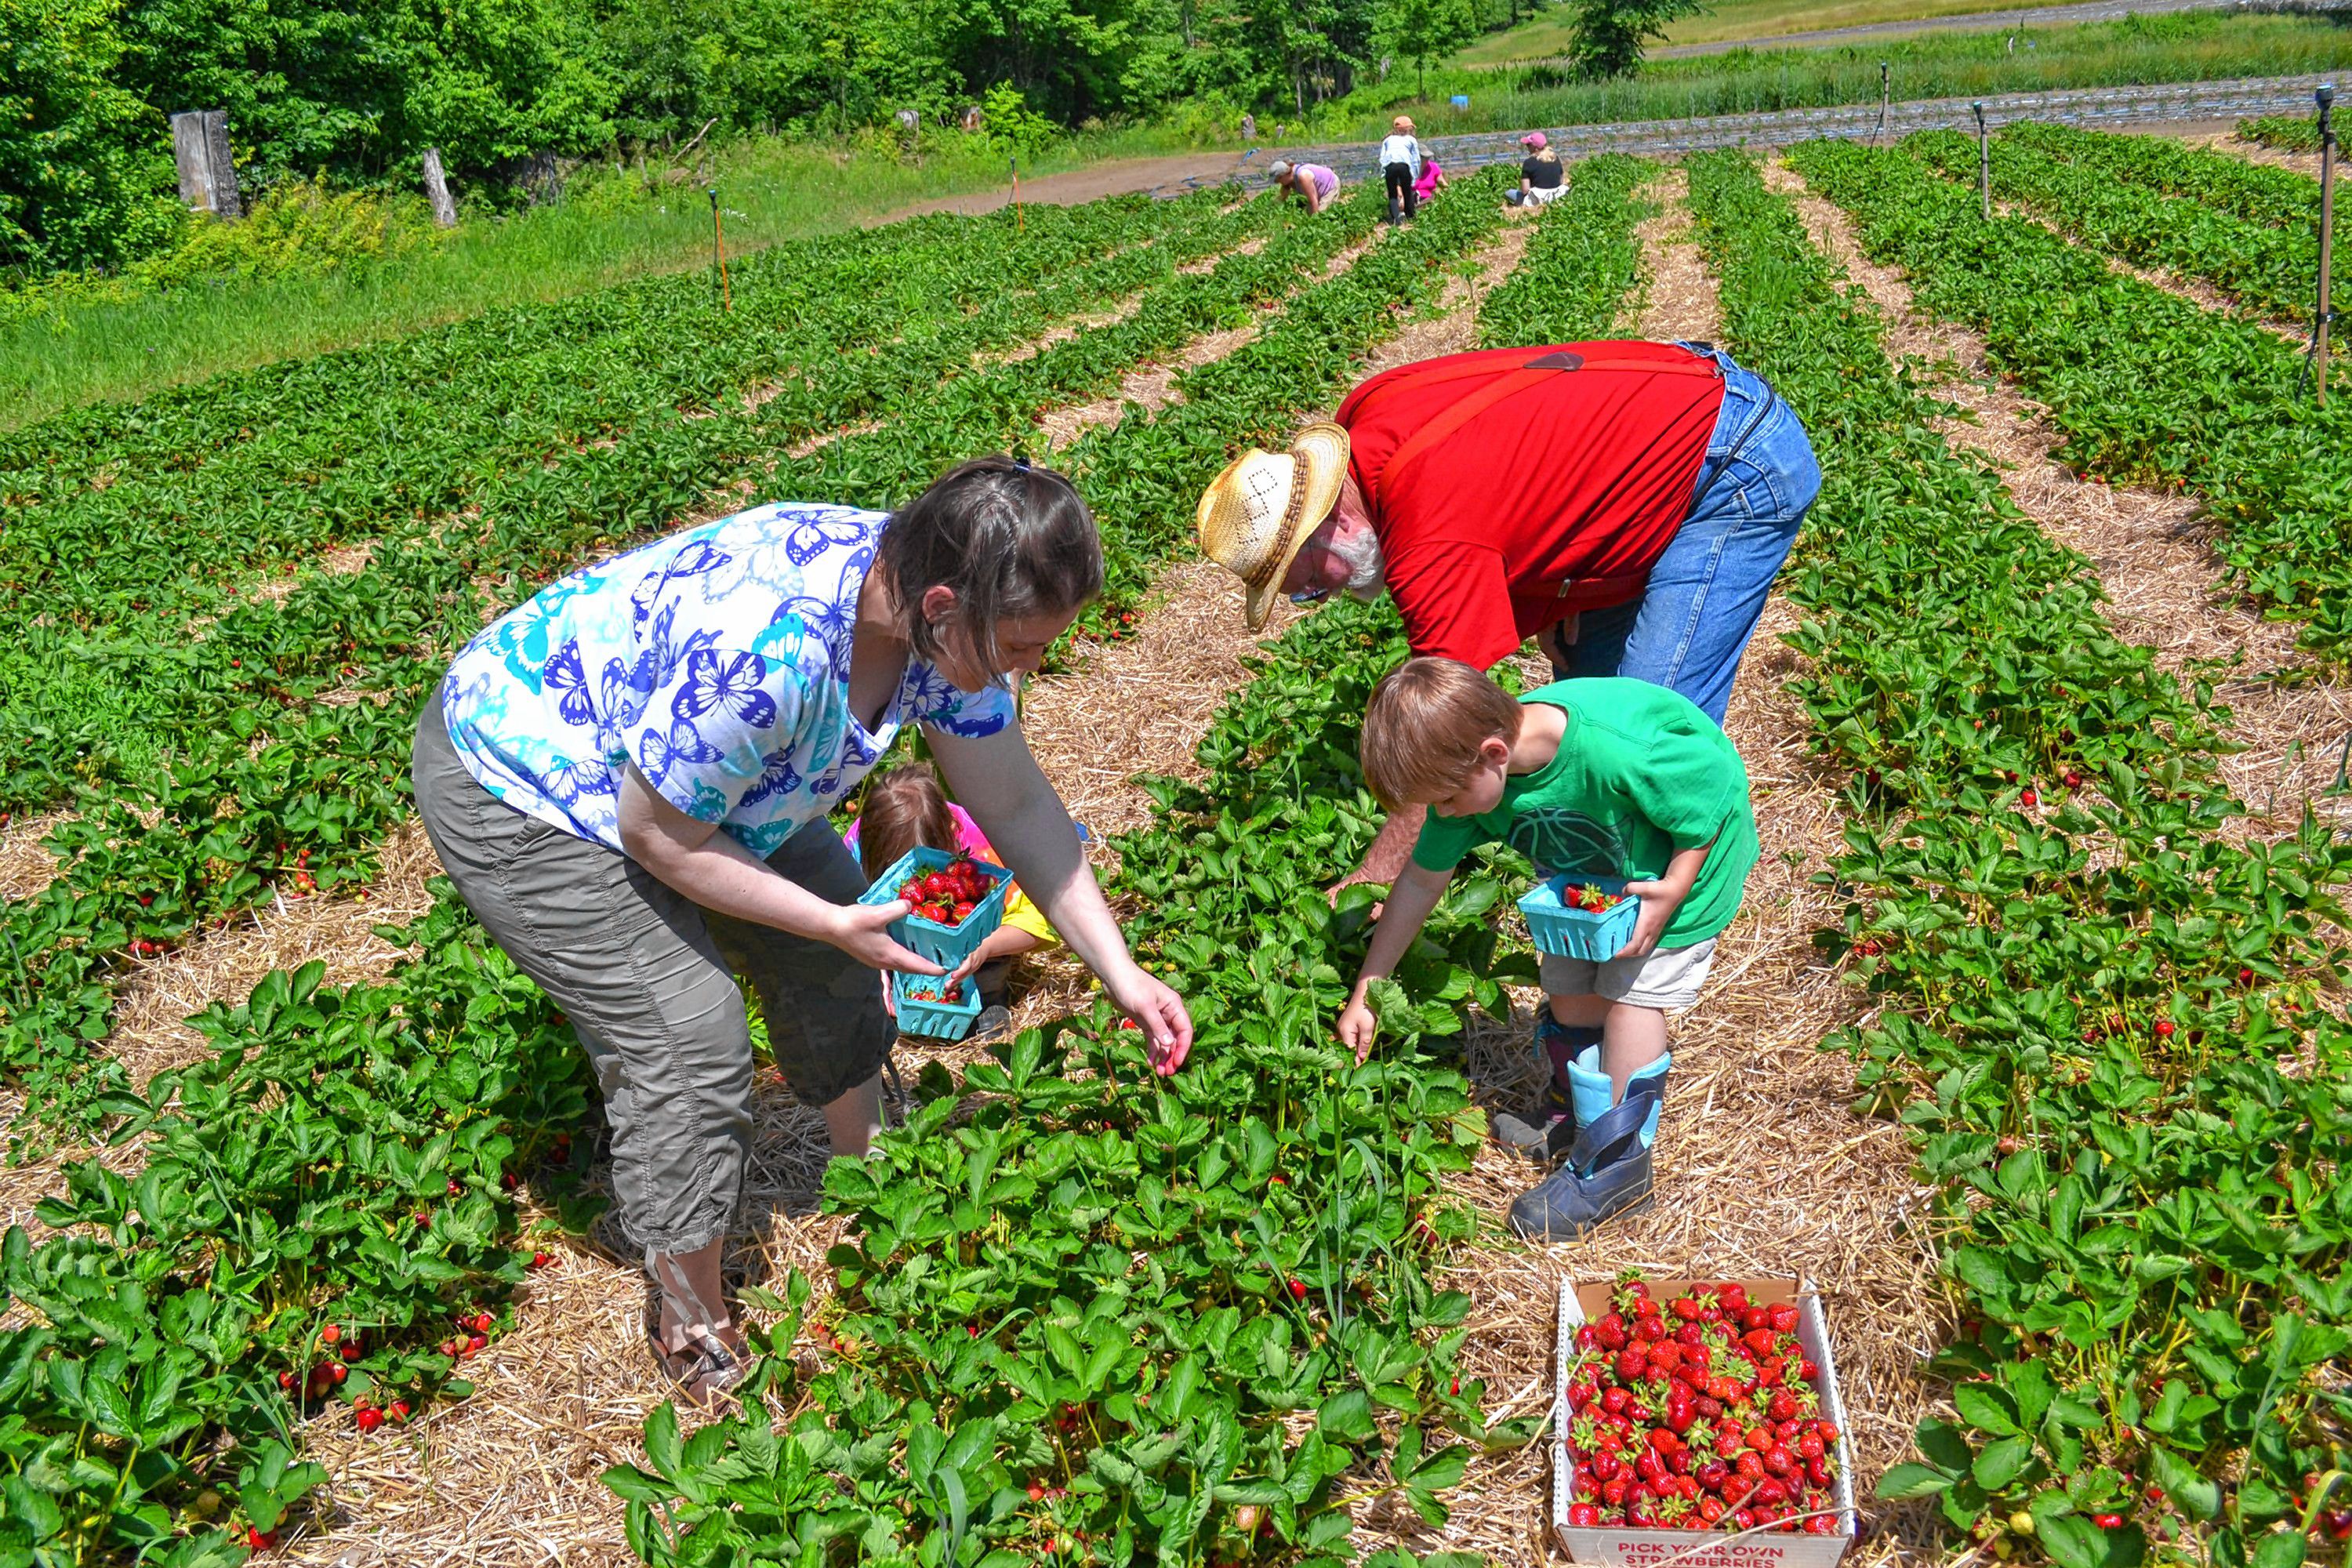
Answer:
[{"xmin": 1289, "ymin": 587, "xmax": 1330, "ymax": 605}]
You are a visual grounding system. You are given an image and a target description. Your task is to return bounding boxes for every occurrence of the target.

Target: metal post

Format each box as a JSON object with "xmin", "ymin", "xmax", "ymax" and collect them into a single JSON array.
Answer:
[
  {"xmin": 1878, "ymin": 62, "xmax": 1891, "ymax": 145},
  {"xmin": 1973, "ymin": 101, "xmax": 1991, "ymax": 220},
  {"xmin": 2320, "ymin": 84, "xmax": 2336, "ymax": 407},
  {"xmin": 707, "ymin": 186, "xmax": 730, "ymax": 311}
]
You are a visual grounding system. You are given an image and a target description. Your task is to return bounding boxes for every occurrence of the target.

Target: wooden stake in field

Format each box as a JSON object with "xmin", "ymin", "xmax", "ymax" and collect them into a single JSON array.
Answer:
[
  {"xmin": 2318, "ymin": 82, "xmax": 2336, "ymax": 407},
  {"xmin": 708, "ymin": 186, "xmax": 731, "ymax": 312},
  {"xmin": 1973, "ymin": 101, "xmax": 1991, "ymax": 220},
  {"xmin": 1876, "ymin": 62, "xmax": 1890, "ymax": 145}
]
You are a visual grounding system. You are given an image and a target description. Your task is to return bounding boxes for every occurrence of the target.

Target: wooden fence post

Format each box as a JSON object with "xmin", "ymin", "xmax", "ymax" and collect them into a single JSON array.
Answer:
[
  {"xmin": 421, "ymin": 147, "xmax": 458, "ymax": 229},
  {"xmin": 169, "ymin": 110, "xmax": 241, "ymax": 218}
]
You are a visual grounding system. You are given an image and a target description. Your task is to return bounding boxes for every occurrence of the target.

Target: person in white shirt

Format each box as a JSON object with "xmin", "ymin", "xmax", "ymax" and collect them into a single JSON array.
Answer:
[{"xmin": 1377, "ymin": 116, "xmax": 1426, "ymax": 225}]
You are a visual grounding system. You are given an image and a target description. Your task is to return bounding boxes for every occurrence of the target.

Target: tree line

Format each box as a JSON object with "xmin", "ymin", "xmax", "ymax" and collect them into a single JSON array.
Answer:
[{"xmin": 2, "ymin": 0, "xmax": 1701, "ymax": 280}]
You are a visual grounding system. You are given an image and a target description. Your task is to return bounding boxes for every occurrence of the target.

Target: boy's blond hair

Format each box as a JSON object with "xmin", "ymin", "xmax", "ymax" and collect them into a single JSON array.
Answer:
[{"xmin": 1359, "ymin": 657, "xmax": 1523, "ymax": 811}]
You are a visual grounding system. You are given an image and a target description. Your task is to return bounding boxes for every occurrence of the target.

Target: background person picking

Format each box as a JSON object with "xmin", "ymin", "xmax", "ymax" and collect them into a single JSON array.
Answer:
[
  {"xmin": 1334, "ymin": 658, "xmax": 1757, "ymax": 1240},
  {"xmin": 1377, "ymin": 115, "xmax": 1426, "ymax": 224}
]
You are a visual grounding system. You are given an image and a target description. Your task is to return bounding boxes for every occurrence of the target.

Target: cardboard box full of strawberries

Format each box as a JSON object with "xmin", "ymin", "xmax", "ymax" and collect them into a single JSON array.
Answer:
[{"xmin": 1552, "ymin": 1272, "xmax": 1858, "ymax": 1566}]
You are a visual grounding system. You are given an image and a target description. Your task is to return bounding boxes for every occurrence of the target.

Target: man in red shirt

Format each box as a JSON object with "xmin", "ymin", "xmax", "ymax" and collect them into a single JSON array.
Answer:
[{"xmin": 1196, "ymin": 339, "xmax": 1818, "ymax": 895}]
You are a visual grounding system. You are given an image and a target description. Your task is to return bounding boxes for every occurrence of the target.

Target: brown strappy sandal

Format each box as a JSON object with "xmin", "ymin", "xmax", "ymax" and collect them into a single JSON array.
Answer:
[{"xmin": 644, "ymin": 1301, "xmax": 746, "ymax": 1410}]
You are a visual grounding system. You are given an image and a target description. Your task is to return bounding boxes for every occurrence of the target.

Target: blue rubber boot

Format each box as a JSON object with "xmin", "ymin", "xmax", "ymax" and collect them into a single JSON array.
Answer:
[
  {"xmin": 1508, "ymin": 1050, "xmax": 1670, "ymax": 1241},
  {"xmin": 1491, "ymin": 1018, "xmax": 1601, "ymax": 1162}
]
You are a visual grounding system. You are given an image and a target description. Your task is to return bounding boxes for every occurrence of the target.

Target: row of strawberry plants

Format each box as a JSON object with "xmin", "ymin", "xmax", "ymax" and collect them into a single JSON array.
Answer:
[
  {"xmin": 1907, "ymin": 127, "xmax": 2328, "ymax": 325},
  {"xmin": 1788, "ymin": 135, "xmax": 2352, "ymax": 662},
  {"xmin": 0, "ymin": 187, "xmax": 1352, "ymax": 1140},
  {"xmin": 1687, "ymin": 147, "xmax": 2352, "ymax": 1568},
  {"xmin": 1, "ymin": 174, "xmax": 1525, "ymax": 1564},
  {"xmin": 3, "ymin": 190, "xmax": 1261, "ymax": 812},
  {"xmin": 2238, "ymin": 117, "xmax": 2321, "ymax": 155},
  {"xmin": 1471, "ymin": 154, "xmax": 1650, "ymax": 349},
  {"xmin": 1998, "ymin": 122, "xmax": 2323, "ymax": 234}
]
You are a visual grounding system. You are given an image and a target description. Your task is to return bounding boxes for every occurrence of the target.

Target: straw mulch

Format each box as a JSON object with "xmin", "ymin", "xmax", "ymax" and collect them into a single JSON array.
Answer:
[
  {"xmin": 1769, "ymin": 158, "xmax": 2352, "ymax": 844},
  {"xmin": 1631, "ymin": 164, "xmax": 1720, "ymax": 343},
  {"xmin": 0, "ymin": 809, "xmax": 71, "ymax": 903}
]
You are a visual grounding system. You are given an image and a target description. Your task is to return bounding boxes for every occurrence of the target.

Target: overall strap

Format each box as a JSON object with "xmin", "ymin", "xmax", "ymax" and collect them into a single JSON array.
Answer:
[{"xmin": 1367, "ymin": 350, "xmax": 1722, "ymax": 509}]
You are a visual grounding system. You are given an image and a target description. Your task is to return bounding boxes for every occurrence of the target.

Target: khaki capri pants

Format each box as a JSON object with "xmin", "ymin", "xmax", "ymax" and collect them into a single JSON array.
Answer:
[{"xmin": 411, "ymin": 700, "xmax": 892, "ymax": 1258}]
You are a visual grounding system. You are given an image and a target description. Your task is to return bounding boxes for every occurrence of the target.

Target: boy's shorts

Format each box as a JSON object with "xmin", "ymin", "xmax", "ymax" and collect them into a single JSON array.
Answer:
[{"xmin": 1541, "ymin": 938, "xmax": 1717, "ymax": 1010}]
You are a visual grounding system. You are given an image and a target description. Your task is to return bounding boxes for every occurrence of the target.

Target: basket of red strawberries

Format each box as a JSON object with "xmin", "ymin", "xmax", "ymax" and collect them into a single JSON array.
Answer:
[
  {"xmin": 857, "ymin": 846, "xmax": 1012, "ymax": 970},
  {"xmin": 1553, "ymin": 1272, "xmax": 1857, "ymax": 1566},
  {"xmin": 1519, "ymin": 874, "xmax": 1640, "ymax": 962},
  {"xmin": 895, "ymin": 976, "xmax": 982, "ymax": 1040}
]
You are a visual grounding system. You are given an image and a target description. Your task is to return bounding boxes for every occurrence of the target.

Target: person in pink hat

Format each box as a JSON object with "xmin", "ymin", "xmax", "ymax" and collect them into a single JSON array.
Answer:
[{"xmin": 1506, "ymin": 131, "xmax": 1570, "ymax": 207}]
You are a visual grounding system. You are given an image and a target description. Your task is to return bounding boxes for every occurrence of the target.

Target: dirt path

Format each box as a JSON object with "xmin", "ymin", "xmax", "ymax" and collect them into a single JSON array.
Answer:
[
  {"xmin": 876, "ymin": 151, "xmax": 1268, "ymax": 222},
  {"xmin": 1421, "ymin": 161, "xmax": 1944, "ymax": 1567},
  {"xmin": 1769, "ymin": 156, "xmax": 2352, "ymax": 838}
]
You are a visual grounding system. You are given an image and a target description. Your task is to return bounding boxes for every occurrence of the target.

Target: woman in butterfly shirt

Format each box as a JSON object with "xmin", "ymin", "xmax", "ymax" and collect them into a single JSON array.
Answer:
[{"xmin": 416, "ymin": 458, "xmax": 1192, "ymax": 1406}]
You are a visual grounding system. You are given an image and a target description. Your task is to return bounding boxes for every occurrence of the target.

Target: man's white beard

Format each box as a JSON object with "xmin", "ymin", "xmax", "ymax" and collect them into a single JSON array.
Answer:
[{"xmin": 1330, "ymin": 528, "xmax": 1387, "ymax": 601}]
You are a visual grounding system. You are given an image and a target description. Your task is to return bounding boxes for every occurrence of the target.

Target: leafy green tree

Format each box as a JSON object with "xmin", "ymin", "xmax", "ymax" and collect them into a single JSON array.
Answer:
[
  {"xmin": 1565, "ymin": 0, "xmax": 1703, "ymax": 78},
  {"xmin": 1376, "ymin": 0, "xmax": 1476, "ymax": 100},
  {"xmin": 0, "ymin": 0, "xmax": 180, "ymax": 273}
]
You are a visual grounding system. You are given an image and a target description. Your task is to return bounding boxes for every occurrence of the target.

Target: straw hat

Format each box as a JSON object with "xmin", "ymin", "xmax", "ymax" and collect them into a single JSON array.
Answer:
[
  {"xmin": 1195, "ymin": 422, "xmax": 1351, "ymax": 630},
  {"xmin": 1392, "ymin": 115, "xmax": 1415, "ymax": 132}
]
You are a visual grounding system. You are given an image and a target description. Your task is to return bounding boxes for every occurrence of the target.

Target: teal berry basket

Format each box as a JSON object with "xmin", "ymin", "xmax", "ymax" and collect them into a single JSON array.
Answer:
[
  {"xmin": 1518, "ymin": 873, "xmax": 1639, "ymax": 962},
  {"xmin": 895, "ymin": 973, "xmax": 982, "ymax": 1040},
  {"xmin": 857, "ymin": 846, "xmax": 1012, "ymax": 970}
]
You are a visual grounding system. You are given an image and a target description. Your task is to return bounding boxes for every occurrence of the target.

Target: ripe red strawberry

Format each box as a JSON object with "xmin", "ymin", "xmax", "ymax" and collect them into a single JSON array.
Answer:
[
  {"xmin": 2154, "ymin": 1019, "xmax": 2175, "ymax": 1038},
  {"xmin": 1602, "ymin": 1477, "xmax": 1632, "ymax": 1507},
  {"xmin": 1602, "ymin": 1386, "xmax": 1632, "ymax": 1415},
  {"xmin": 1807, "ymin": 1457, "xmax": 1833, "ymax": 1486},
  {"xmin": 1632, "ymin": 1313, "xmax": 1666, "ymax": 1341},
  {"xmin": 1806, "ymin": 1515, "xmax": 1839, "ymax": 1534},
  {"xmin": 1743, "ymin": 1329, "xmax": 1777, "ymax": 1358},
  {"xmin": 1671, "ymin": 1297, "xmax": 1704, "ymax": 1321},
  {"xmin": 245, "ymin": 1528, "xmax": 278, "ymax": 1549},
  {"xmin": 1814, "ymin": 1420, "xmax": 1840, "ymax": 1443},
  {"xmin": 1767, "ymin": 1390, "xmax": 1798, "ymax": 1421},
  {"xmin": 1287, "ymin": 1279, "xmax": 1307, "ymax": 1301},
  {"xmin": 320, "ymin": 1324, "xmax": 342, "ymax": 1346},
  {"xmin": 356, "ymin": 1405, "xmax": 384, "ymax": 1433},
  {"xmin": 1616, "ymin": 1348, "xmax": 1650, "ymax": 1381},
  {"xmin": 1568, "ymin": 1502, "xmax": 1601, "ymax": 1527},
  {"xmin": 1767, "ymin": 1303, "xmax": 1798, "ymax": 1333},
  {"xmin": 389, "ymin": 1400, "xmax": 412, "ymax": 1423},
  {"xmin": 530, "ymin": 1251, "xmax": 554, "ymax": 1269},
  {"xmin": 2020, "ymin": 788, "xmax": 2038, "ymax": 807},
  {"xmin": 1675, "ymin": 1322, "xmax": 1704, "ymax": 1347},
  {"xmin": 1797, "ymin": 1432, "xmax": 1825, "ymax": 1460},
  {"xmin": 1718, "ymin": 1283, "xmax": 1749, "ymax": 1314},
  {"xmin": 1568, "ymin": 1378, "xmax": 1598, "ymax": 1410},
  {"xmin": 1700, "ymin": 1497, "xmax": 1727, "ymax": 1524}
]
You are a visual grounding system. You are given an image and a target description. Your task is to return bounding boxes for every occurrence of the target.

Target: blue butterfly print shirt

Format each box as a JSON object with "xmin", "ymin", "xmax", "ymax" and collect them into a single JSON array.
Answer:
[{"xmin": 440, "ymin": 503, "xmax": 1015, "ymax": 857}]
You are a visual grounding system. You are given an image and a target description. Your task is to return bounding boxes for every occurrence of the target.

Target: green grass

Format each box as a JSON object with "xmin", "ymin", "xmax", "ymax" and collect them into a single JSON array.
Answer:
[
  {"xmin": 1317, "ymin": 13, "xmax": 2352, "ymax": 140},
  {"xmin": 0, "ymin": 135, "xmax": 1125, "ymax": 430},
  {"xmin": 1454, "ymin": 0, "xmax": 2121, "ymax": 62}
]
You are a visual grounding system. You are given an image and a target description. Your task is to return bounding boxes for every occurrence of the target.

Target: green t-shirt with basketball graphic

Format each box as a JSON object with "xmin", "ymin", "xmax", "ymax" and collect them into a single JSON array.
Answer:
[{"xmin": 1409, "ymin": 678, "xmax": 1758, "ymax": 949}]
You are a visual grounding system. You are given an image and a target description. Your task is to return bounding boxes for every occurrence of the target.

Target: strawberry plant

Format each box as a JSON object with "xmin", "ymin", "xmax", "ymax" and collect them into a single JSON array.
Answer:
[
  {"xmin": 1911, "ymin": 125, "xmax": 2335, "ymax": 326},
  {"xmin": 1690, "ymin": 147, "xmax": 2352, "ymax": 1568},
  {"xmin": 1787, "ymin": 134, "xmax": 2352, "ymax": 663},
  {"xmin": 1475, "ymin": 153, "xmax": 1652, "ymax": 349}
]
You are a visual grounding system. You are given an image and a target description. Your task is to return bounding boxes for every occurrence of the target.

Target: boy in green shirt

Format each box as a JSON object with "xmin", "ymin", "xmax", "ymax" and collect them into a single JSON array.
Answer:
[{"xmin": 1336, "ymin": 657, "xmax": 1757, "ymax": 1240}]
